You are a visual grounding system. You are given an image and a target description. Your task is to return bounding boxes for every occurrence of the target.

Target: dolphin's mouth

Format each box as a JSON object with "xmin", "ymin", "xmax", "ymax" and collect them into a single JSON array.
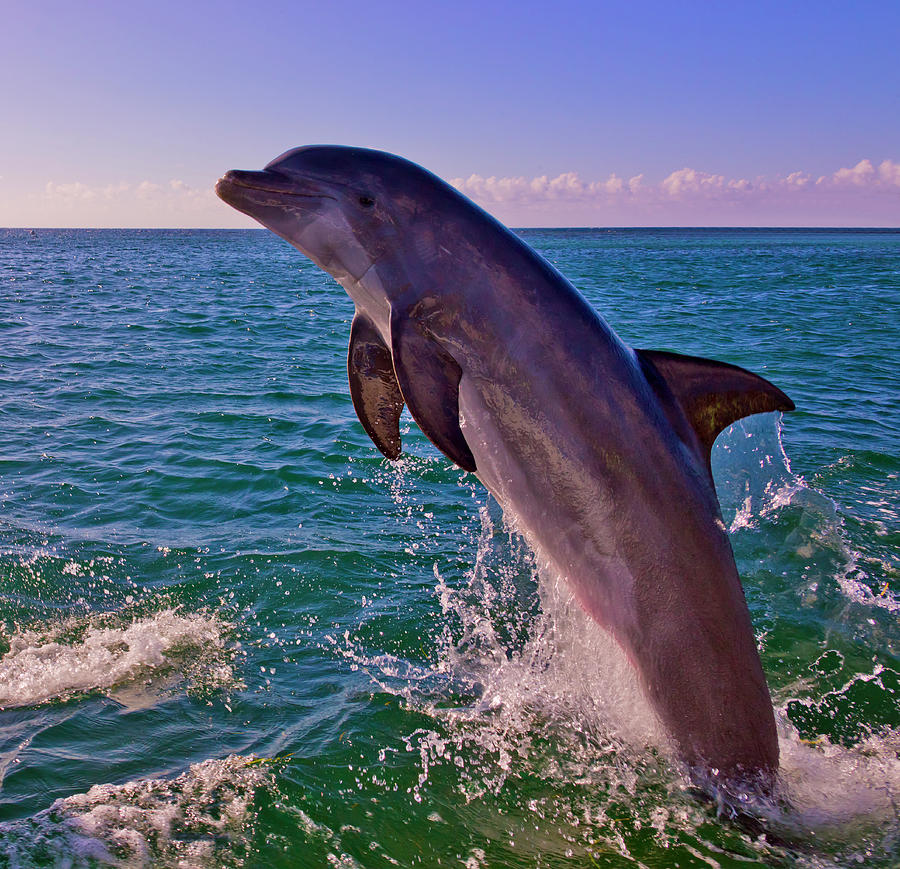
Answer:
[{"xmin": 215, "ymin": 169, "xmax": 334, "ymax": 202}]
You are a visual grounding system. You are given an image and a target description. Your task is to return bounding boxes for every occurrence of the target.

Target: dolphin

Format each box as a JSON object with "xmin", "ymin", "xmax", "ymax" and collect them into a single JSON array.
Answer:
[{"xmin": 216, "ymin": 146, "xmax": 794, "ymax": 792}]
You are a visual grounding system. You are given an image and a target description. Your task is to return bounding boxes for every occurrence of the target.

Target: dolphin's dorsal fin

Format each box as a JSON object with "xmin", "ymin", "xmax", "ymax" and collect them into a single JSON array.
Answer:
[
  {"xmin": 636, "ymin": 349, "xmax": 795, "ymax": 469},
  {"xmin": 348, "ymin": 312, "xmax": 405, "ymax": 460},
  {"xmin": 389, "ymin": 309, "xmax": 477, "ymax": 472}
]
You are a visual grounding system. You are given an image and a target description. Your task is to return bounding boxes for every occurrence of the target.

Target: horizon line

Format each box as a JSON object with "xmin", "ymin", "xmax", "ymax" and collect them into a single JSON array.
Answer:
[{"xmin": 4, "ymin": 225, "xmax": 900, "ymax": 232}]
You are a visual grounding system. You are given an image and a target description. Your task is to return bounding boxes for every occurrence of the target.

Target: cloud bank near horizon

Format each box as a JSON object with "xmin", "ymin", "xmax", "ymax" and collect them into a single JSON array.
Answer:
[
  {"xmin": 449, "ymin": 159, "xmax": 900, "ymax": 226},
  {"xmin": 9, "ymin": 158, "xmax": 899, "ymax": 227},
  {"xmin": 452, "ymin": 159, "xmax": 900, "ymax": 204},
  {"xmin": 40, "ymin": 178, "xmax": 213, "ymax": 213}
]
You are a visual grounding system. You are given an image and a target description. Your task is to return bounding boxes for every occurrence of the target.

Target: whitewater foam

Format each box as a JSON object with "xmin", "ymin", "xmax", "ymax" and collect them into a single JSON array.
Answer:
[
  {"xmin": 767, "ymin": 717, "xmax": 900, "ymax": 863},
  {"xmin": 0, "ymin": 608, "xmax": 239, "ymax": 709},
  {"xmin": 0, "ymin": 754, "xmax": 272, "ymax": 867}
]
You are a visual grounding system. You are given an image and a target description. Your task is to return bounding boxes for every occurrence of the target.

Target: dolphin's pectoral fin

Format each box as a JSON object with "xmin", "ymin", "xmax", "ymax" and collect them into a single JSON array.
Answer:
[
  {"xmin": 636, "ymin": 349, "xmax": 795, "ymax": 468},
  {"xmin": 348, "ymin": 312, "xmax": 405, "ymax": 460},
  {"xmin": 389, "ymin": 310, "xmax": 477, "ymax": 473}
]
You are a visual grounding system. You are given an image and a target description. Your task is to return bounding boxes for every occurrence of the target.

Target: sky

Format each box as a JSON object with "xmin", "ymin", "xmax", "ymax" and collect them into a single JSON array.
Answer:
[{"xmin": 2, "ymin": 0, "xmax": 898, "ymax": 227}]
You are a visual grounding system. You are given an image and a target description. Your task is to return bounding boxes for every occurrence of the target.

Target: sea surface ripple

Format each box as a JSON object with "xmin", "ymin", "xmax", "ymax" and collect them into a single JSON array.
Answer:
[{"xmin": 0, "ymin": 227, "xmax": 897, "ymax": 867}]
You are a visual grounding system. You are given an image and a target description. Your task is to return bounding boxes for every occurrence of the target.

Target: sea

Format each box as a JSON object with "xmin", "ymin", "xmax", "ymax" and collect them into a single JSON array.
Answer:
[{"xmin": 0, "ymin": 227, "xmax": 897, "ymax": 868}]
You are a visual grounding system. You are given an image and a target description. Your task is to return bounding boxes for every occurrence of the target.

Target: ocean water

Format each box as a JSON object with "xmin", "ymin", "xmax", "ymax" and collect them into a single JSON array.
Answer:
[{"xmin": 0, "ymin": 226, "xmax": 896, "ymax": 867}]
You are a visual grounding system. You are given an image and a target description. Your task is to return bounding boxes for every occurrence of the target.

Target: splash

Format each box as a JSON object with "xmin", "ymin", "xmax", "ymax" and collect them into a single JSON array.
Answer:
[
  {"xmin": 719, "ymin": 416, "xmax": 899, "ymax": 618},
  {"xmin": 0, "ymin": 754, "xmax": 272, "ymax": 867},
  {"xmin": 336, "ymin": 498, "xmax": 673, "ymax": 838},
  {"xmin": 435, "ymin": 506, "xmax": 663, "ymax": 747},
  {"xmin": 338, "ymin": 500, "xmax": 661, "ymax": 754},
  {"xmin": 332, "ymin": 417, "xmax": 900, "ymax": 865},
  {"xmin": 770, "ymin": 715, "xmax": 900, "ymax": 861},
  {"xmin": 0, "ymin": 608, "xmax": 240, "ymax": 710},
  {"xmin": 718, "ymin": 414, "xmax": 808, "ymax": 533}
]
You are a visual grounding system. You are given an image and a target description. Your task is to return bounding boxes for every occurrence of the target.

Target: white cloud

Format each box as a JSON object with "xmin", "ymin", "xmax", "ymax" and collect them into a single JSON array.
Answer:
[
  {"xmin": 819, "ymin": 158, "xmax": 900, "ymax": 188},
  {"xmin": 20, "ymin": 159, "xmax": 900, "ymax": 228},
  {"xmin": 135, "ymin": 180, "xmax": 162, "ymax": 199},
  {"xmin": 45, "ymin": 181, "xmax": 98, "ymax": 201},
  {"xmin": 451, "ymin": 159, "xmax": 900, "ymax": 211},
  {"xmin": 44, "ymin": 178, "xmax": 211, "ymax": 205},
  {"xmin": 34, "ymin": 177, "xmax": 225, "ymax": 226},
  {"xmin": 44, "ymin": 181, "xmax": 132, "ymax": 201},
  {"xmin": 878, "ymin": 159, "xmax": 900, "ymax": 186},
  {"xmin": 784, "ymin": 171, "xmax": 811, "ymax": 188},
  {"xmin": 661, "ymin": 168, "xmax": 722, "ymax": 196},
  {"xmin": 447, "ymin": 158, "xmax": 900, "ymax": 227},
  {"xmin": 451, "ymin": 171, "xmax": 644, "ymax": 204}
]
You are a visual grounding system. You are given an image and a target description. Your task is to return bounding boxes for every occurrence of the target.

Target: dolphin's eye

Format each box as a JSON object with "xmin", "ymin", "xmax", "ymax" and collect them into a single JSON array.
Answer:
[{"xmin": 358, "ymin": 195, "xmax": 375, "ymax": 208}]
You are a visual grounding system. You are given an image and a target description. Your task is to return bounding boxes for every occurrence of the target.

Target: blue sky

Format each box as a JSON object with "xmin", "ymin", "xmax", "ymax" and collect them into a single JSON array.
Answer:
[{"xmin": 2, "ymin": 0, "xmax": 898, "ymax": 226}]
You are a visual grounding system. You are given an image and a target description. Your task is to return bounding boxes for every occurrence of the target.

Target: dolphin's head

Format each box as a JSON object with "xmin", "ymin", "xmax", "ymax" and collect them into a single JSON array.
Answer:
[{"xmin": 216, "ymin": 146, "xmax": 464, "ymax": 312}]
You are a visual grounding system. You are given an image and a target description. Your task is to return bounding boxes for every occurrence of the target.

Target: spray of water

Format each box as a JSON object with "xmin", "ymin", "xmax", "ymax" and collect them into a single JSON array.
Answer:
[{"xmin": 339, "ymin": 415, "xmax": 899, "ymax": 864}]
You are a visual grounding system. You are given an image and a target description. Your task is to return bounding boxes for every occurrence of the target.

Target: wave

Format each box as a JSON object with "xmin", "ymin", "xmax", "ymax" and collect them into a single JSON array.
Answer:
[
  {"xmin": 0, "ymin": 754, "xmax": 272, "ymax": 867},
  {"xmin": 0, "ymin": 608, "xmax": 240, "ymax": 710}
]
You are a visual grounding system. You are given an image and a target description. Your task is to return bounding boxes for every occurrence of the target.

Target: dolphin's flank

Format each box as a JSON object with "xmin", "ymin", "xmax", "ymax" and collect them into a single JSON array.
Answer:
[{"xmin": 216, "ymin": 145, "xmax": 794, "ymax": 793}]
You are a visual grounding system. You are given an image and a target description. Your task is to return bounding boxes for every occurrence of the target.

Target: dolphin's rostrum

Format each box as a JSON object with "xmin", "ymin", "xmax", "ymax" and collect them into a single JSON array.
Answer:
[{"xmin": 216, "ymin": 146, "xmax": 794, "ymax": 793}]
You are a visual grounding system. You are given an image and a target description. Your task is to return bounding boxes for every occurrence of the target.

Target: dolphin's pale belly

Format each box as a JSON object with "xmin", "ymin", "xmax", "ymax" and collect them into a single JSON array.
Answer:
[
  {"xmin": 458, "ymin": 375, "xmax": 637, "ymax": 633},
  {"xmin": 458, "ymin": 367, "xmax": 778, "ymax": 782}
]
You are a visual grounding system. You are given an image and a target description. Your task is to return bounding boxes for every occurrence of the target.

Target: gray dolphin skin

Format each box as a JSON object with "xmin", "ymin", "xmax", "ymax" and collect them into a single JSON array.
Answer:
[{"xmin": 216, "ymin": 146, "xmax": 794, "ymax": 793}]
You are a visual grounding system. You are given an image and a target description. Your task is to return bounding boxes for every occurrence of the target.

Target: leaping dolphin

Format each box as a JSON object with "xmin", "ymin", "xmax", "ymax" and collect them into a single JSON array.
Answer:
[{"xmin": 216, "ymin": 146, "xmax": 794, "ymax": 792}]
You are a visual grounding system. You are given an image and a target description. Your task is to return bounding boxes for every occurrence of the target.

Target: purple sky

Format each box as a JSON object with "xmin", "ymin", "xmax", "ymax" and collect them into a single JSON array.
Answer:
[{"xmin": 2, "ymin": 0, "xmax": 898, "ymax": 227}]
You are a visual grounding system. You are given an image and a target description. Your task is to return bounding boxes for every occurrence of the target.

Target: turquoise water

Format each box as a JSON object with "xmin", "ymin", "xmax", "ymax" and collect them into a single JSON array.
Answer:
[{"xmin": 0, "ymin": 227, "xmax": 897, "ymax": 867}]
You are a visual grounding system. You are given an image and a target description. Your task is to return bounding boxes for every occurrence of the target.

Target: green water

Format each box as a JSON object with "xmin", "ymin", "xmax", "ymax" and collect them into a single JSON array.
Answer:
[{"xmin": 0, "ymin": 228, "xmax": 897, "ymax": 867}]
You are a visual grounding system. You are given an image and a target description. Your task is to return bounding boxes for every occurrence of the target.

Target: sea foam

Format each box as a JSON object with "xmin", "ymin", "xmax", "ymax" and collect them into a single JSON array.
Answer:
[
  {"xmin": 0, "ymin": 754, "xmax": 272, "ymax": 867},
  {"xmin": 0, "ymin": 608, "xmax": 237, "ymax": 709}
]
